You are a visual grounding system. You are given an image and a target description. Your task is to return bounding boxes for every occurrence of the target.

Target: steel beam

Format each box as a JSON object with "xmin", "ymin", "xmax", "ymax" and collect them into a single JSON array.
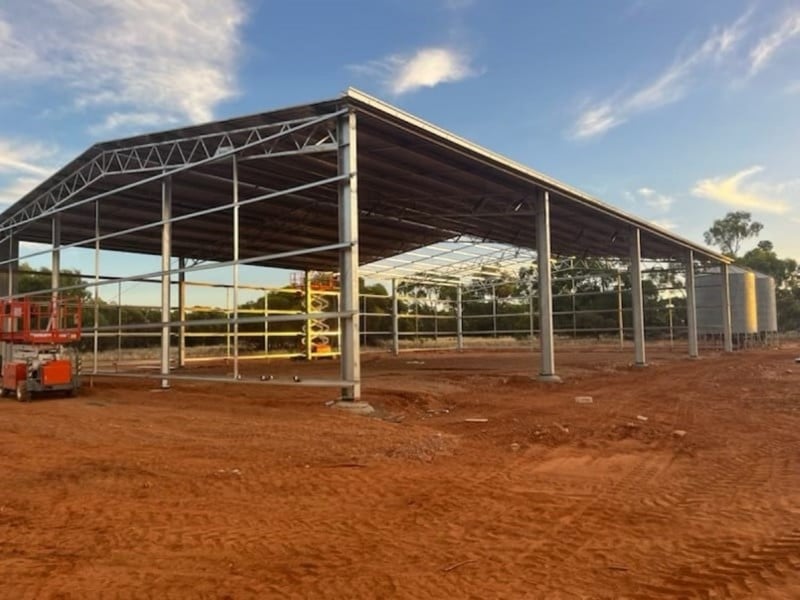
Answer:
[
  {"xmin": 721, "ymin": 262, "xmax": 733, "ymax": 352},
  {"xmin": 0, "ymin": 110, "xmax": 346, "ymax": 232},
  {"xmin": 629, "ymin": 228, "xmax": 647, "ymax": 366},
  {"xmin": 160, "ymin": 176, "xmax": 172, "ymax": 389},
  {"xmin": 338, "ymin": 110, "xmax": 361, "ymax": 401},
  {"xmin": 536, "ymin": 190, "xmax": 560, "ymax": 382},
  {"xmin": 685, "ymin": 251, "xmax": 699, "ymax": 358}
]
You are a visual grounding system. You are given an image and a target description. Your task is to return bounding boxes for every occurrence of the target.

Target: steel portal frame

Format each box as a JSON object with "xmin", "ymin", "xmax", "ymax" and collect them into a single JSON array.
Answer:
[{"xmin": 0, "ymin": 89, "xmax": 741, "ymax": 400}]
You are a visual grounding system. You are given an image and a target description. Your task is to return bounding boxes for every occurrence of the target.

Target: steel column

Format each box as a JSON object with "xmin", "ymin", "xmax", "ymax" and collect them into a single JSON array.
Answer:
[
  {"xmin": 305, "ymin": 270, "xmax": 313, "ymax": 361},
  {"xmin": 391, "ymin": 278, "xmax": 399, "ymax": 356},
  {"xmin": 338, "ymin": 110, "xmax": 361, "ymax": 400},
  {"xmin": 93, "ymin": 201, "xmax": 100, "ymax": 373},
  {"xmin": 629, "ymin": 228, "xmax": 647, "ymax": 366},
  {"xmin": 721, "ymin": 262, "xmax": 733, "ymax": 352},
  {"xmin": 617, "ymin": 272, "xmax": 624, "ymax": 349},
  {"xmin": 456, "ymin": 284, "xmax": 464, "ymax": 352},
  {"xmin": 51, "ymin": 215, "xmax": 61, "ymax": 303},
  {"xmin": 232, "ymin": 156, "xmax": 240, "ymax": 378},
  {"xmin": 536, "ymin": 190, "xmax": 559, "ymax": 381},
  {"xmin": 160, "ymin": 177, "xmax": 172, "ymax": 389},
  {"xmin": 0, "ymin": 233, "xmax": 18, "ymax": 364},
  {"xmin": 178, "ymin": 257, "xmax": 186, "ymax": 368},
  {"xmin": 685, "ymin": 251, "xmax": 699, "ymax": 358}
]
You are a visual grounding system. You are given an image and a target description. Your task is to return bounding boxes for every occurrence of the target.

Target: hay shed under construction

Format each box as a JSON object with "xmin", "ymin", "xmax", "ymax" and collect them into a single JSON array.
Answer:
[{"xmin": 0, "ymin": 88, "xmax": 745, "ymax": 401}]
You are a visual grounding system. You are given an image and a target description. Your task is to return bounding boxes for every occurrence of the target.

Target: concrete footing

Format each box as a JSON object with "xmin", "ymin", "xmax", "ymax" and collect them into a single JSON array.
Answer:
[
  {"xmin": 331, "ymin": 400, "xmax": 375, "ymax": 415},
  {"xmin": 536, "ymin": 374, "xmax": 563, "ymax": 383}
]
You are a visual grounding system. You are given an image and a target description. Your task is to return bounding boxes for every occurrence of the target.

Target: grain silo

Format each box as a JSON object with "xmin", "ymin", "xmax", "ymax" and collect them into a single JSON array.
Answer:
[
  {"xmin": 755, "ymin": 272, "xmax": 778, "ymax": 334},
  {"xmin": 695, "ymin": 267, "xmax": 758, "ymax": 335}
]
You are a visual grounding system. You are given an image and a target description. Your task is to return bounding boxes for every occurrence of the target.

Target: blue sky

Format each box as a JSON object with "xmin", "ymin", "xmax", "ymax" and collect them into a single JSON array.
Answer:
[{"xmin": 1, "ymin": 0, "xmax": 799, "ymax": 287}]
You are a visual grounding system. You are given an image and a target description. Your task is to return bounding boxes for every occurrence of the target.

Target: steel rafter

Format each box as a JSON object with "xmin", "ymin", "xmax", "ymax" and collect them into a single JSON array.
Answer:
[{"xmin": 0, "ymin": 110, "xmax": 344, "ymax": 234}]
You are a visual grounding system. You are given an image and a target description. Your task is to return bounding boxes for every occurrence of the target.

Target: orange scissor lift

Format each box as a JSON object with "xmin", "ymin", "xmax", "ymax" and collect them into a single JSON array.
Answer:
[
  {"xmin": 291, "ymin": 272, "xmax": 338, "ymax": 358},
  {"xmin": 0, "ymin": 296, "xmax": 82, "ymax": 402}
]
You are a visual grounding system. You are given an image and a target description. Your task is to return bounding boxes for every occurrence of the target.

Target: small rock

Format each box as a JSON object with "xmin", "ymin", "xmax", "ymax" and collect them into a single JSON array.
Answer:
[
  {"xmin": 672, "ymin": 429, "xmax": 687, "ymax": 438},
  {"xmin": 636, "ymin": 415, "xmax": 648, "ymax": 422},
  {"xmin": 464, "ymin": 418, "xmax": 489, "ymax": 423},
  {"xmin": 574, "ymin": 396, "xmax": 593, "ymax": 404},
  {"xmin": 510, "ymin": 442, "xmax": 521, "ymax": 452}
]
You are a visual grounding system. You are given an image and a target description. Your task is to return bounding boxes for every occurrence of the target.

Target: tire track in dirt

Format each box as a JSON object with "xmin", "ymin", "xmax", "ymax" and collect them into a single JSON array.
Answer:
[{"xmin": 633, "ymin": 529, "xmax": 800, "ymax": 599}]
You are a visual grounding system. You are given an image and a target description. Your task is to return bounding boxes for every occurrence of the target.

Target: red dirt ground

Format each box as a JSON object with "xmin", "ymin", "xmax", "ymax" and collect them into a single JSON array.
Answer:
[{"xmin": 1, "ymin": 345, "xmax": 799, "ymax": 599}]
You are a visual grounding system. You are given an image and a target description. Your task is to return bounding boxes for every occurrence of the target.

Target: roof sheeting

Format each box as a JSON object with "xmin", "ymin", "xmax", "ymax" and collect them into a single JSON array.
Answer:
[{"xmin": 0, "ymin": 88, "xmax": 730, "ymax": 274}]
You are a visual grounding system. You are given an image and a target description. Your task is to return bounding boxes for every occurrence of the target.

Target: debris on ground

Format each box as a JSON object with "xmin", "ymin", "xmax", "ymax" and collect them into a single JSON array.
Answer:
[{"xmin": 574, "ymin": 396, "xmax": 594, "ymax": 404}]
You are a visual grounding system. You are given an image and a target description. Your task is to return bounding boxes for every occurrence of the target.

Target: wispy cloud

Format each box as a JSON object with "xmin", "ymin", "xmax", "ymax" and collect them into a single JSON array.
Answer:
[
  {"xmin": 351, "ymin": 46, "xmax": 478, "ymax": 95},
  {"xmin": 649, "ymin": 218, "xmax": 677, "ymax": 230},
  {"xmin": 570, "ymin": 11, "xmax": 748, "ymax": 139},
  {"xmin": 0, "ymin": 138, "xmax": 58, "ymax": 205},
  {"xmin": 89, "ymin": 112, "xmax": 181, "ymax": 137},
  {"xmin": 691, "ymin": 166, "xmax": 792, "ymax": 214},
  {"xmin": 0, "ymin": 1, "xmax": 245, "ymax": 134},
  {"xmin": 0, "ymin": 139, "xmax": 56, "ymax": 178},
  {"xmin": 0, "ymin": 176, "xmax": 43, "ymax": 206},
  {"xmin": 749, "ymin": 10, "xmax": 800, "ymax": 75},
  {"xmin": 636, "ymin": 187, "xmax": 675, "ymax": 212}
]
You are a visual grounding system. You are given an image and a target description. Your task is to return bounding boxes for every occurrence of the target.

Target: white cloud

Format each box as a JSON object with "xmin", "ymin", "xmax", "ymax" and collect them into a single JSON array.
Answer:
[
  {"xmin": 352, "ymin": 46, "xmax": 477, "ymax": 95},
  {"xmin": 691, "ymin": 166, "xmax": 791, "ymax": 214},
  {"xmin": 650, "ymin": 218, "xmax": 677, "ymax": 230},
  {"xmin": 0, "ymin": 140, "xmax": 57, "ymax": 178},
  {"xmin": 633, "ymin": 186, "xmax": 674, "ymax": 212},
  {"xmin": 0, "ymin": 0, "xmax": 245, "ymax": 133},
  {"xmin": 570, "ymin": 11, "xmax": 748, "ymax": 139},
  {"xmin": 749, "ymin": 11, "xmax": 800, "ymax": 75},
  {"xmin": 787, "ymin": 81, "xmax": 800, "ymax": 94},
  {"xmin": 89, "ymin": 112, "xmax": 181, "ymax": 137},
  {"xmin": 0, "ymin": 176, "xmax": 44, "ymax": 206}
]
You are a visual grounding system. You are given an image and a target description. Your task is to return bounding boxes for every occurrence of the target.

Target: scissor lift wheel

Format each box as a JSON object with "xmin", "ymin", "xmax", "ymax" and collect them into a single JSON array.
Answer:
[{"xmin": 16, "ymin": 381, "xmax": 30, "ymax": 403}]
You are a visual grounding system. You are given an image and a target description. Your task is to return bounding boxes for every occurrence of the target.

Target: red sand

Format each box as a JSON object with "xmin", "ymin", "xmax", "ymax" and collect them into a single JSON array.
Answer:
[{"xmin": 1, "ymin": 346, "xmax": 799, "ymax": 598}]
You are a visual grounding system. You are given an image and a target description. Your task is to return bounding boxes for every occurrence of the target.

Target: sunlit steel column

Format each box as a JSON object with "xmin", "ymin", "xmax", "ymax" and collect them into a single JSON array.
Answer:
[
  {"xmin": 51, "ymin": 214, "xmax": 61, "ymax": 300},
  {"xmin": 178, "ymin": 257, "xmax": 186, "ymax": 368},
  {"xmin": 536, "ymin": 190, "xmax": 560, "ymax": 381},
  {"xmin": 338, "ymin": 110, "xmax": 361, "ymax": 400},
  {"xmin": 391, "ymin": 278, "xmax": 399, "ymax": 356},
  {"xmin": 304, "ymin": 270, "xmax": 313, "ymax": 361},
  {"xmin": 232, "ymin": 155, "xmax": 240, "ymax": 379},
  {"xmin": 685, "ymin": 251, "xmax": 699, "ymax": 358},
  {"xmin": 721, "ymin": 262, "xmax": 733, "ymax": 352},
  {"xmin": 456, "ymin": 283, "xmax": 464, "ymax": 352},
  {"xmin": 160, "ymin": 176, "xmax": 172, "ymax": 389},
  {"xmin": 93, "ymin": 201, "xmax": 100, "ymax": 373},
  {"xmin": 629, "ymin": 228, "xmax": 647, "ymax": 366}
]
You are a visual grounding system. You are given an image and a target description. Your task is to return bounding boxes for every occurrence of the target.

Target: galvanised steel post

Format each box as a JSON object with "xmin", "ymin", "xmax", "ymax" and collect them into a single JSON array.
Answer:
[
  {"xmin": 391, "ymin": 278, "xmax": 399, "ymax": 356},
  {"xmin": 160, "ymin": 176, "xmax": 172, "ymax": 389},
  {"xmin": 685, "ymin": 250, "xmax": 699, "ymax": 358},
  {"xmin": 629, "ymin": 228, "xmax": 647, "ymax": 366},
  {"xmin": 232, "ymin": 155, "xmax": 240, "ymax": 379},
  {"xmin": 178, "ymin": 257, "xmax": 186, "ymax": 368},
  {"xmin": 51, "ymin": 214, "xmax": 60, "ymax": 301},
  {"xmin": 93, "ymin": 201, "xmax": 100, "ymax": 374},
  {"xmin": 338, "ymin": 110, "xmax": 361, "ymax": 400},
  {"xmin": 536, "ymin": 190, "xmax": 560, "ymax": 381},
  {"xmin": 456, "ymin": 283, "xmax": 464, "ymax": 352}
]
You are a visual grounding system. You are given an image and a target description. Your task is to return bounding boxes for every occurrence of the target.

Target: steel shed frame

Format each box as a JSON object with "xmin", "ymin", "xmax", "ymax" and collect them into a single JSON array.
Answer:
[{"xmin": 0, "ymin": 88, "xmax": 733, "ymax": 401}]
